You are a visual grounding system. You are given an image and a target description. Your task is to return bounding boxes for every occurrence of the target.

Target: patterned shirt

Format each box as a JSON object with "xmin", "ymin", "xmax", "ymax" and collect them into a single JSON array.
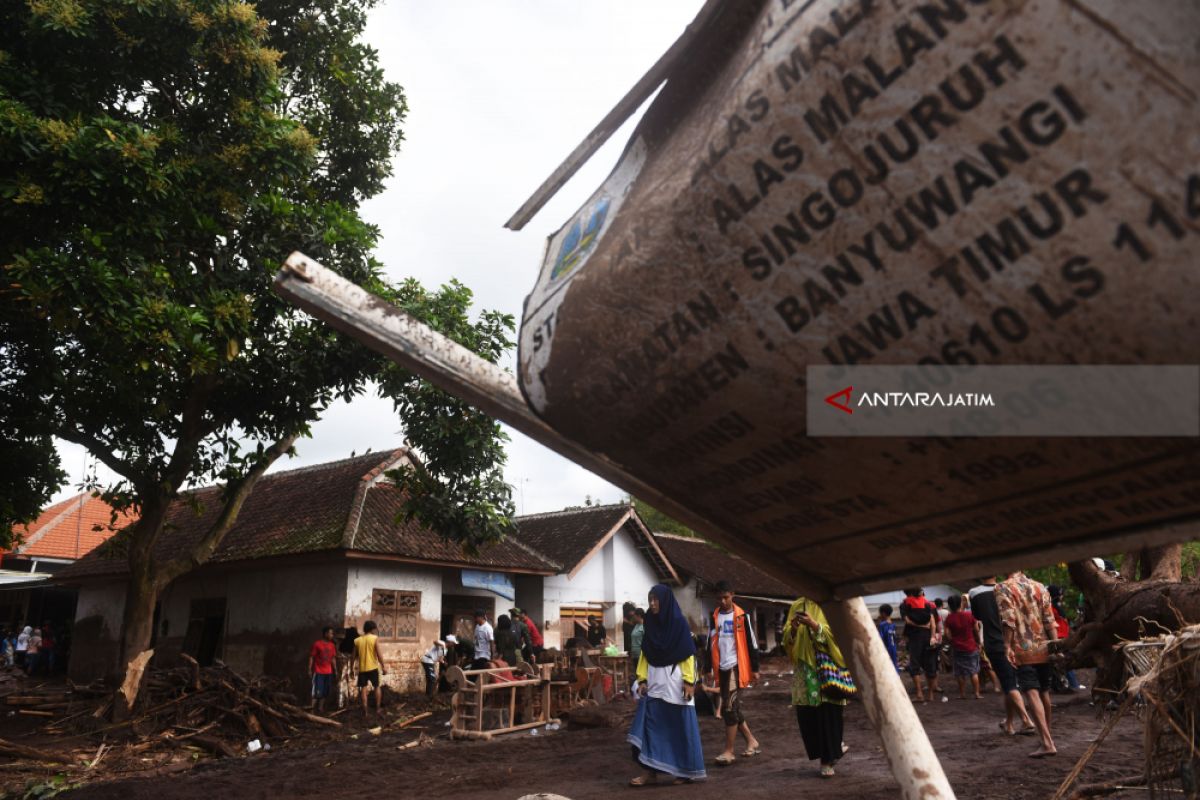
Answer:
[{"xmin": 994, "ymin": 572, "xmax": 1057, "ymax": 665}]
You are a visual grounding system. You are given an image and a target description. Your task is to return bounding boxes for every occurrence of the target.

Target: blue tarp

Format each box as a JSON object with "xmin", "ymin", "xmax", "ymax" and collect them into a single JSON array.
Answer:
[{"xmin": 461, "ymin": 570, "xmax": 514, "ymax": 601}]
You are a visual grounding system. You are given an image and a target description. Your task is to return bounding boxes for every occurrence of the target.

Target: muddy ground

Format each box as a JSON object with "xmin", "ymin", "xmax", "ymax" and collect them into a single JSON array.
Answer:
[{"xmin": 28, "ymin": 665, "xmax": 1145, "ymax": 800}]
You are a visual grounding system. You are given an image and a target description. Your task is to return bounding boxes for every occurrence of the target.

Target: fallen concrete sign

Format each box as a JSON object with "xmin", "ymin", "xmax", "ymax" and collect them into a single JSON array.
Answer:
[{"xmin": 516, "ymin": 0, "xmax": 1200, "ymax": 600}]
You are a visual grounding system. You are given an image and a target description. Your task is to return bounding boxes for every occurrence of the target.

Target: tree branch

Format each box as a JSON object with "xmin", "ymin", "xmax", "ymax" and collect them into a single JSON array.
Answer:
[
  {"xmin": 160, "ymin": 374, "xmax": 219, "ymax": 492},
  {"xmin": 58, "ymin": 428, "xmax": 149, "ymax": 491},
  {"xmin": 155, "ymin": 432, "xmax": 297, "ymax": 589}
]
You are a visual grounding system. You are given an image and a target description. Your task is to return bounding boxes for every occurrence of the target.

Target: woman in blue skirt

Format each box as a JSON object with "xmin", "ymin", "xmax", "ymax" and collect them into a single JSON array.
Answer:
[{"xmin": 628, "ymin": 584, "xmax": 707, "ymax": 786}]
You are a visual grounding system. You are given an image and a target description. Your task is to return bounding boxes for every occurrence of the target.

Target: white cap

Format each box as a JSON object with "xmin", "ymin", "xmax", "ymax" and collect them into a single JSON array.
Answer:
[{"xmin": 445, "ymin": 635, "xmax": 458, "ymax": 644}]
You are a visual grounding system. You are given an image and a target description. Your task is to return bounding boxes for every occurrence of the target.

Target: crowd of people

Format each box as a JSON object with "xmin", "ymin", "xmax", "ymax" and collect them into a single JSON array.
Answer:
[
  {"xmin": 625, "ymin": 580, "xmax": 850, "ymax": 786},
  {"xmin": 1, "ymin": 623, "xmax": 63, "ymax": 676},
  {"xmin": 296, "ymin": 570, "xmax": 1080, "ymax": 784},
  {"xmin": 875, "ymin": 571, "xmax": 1084, "ymax": 760},
  {"xmin": 306, "ymin": 606, "xmax": 548, "ymax": 717}
]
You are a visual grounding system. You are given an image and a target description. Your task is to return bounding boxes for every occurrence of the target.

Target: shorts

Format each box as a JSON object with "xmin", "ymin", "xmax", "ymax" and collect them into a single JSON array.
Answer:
[
  {"xmin": 952, "ymin": 650, "xmax": 980, "ymax": 677},
  {"xmin": 984, "ymin": 647, "xmax": 1018, "ymax": 693},
  {"xmin": 906, "ymin": 630, "xmax": 937, "ymax": 678},
  {"xmin": 311, "ymin": 672, "xmax": 333, "ymax": 699},
  {"xmin": 357, "ymin": 668, "xmax": 380, "ymax": 688},
  {"xmin": 718, "ymin": 668, "xmax": 745, "ymax": 727},
  {"xmin": 1016, "ymin": 663, "xmax": 1052, "ymax": 693}
]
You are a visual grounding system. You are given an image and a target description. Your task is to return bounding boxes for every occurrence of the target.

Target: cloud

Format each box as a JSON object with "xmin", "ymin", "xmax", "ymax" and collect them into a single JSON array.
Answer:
[{"xmin": 51, "ymin": 1, "xmax": 703, "ymax": 514}]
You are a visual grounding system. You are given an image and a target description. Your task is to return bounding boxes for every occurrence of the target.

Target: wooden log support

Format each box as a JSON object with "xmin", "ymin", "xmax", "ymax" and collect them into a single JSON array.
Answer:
[
  {"xmin": 0, "ymin": 737, "xmax": 75, "ymax": 764},
  {"xmin": 823, "ymin": 597, "xmax": 955, "ymax": 800}
]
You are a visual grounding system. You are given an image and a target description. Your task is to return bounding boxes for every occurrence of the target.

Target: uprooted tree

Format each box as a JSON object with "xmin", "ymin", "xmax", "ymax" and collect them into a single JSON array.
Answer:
[
  {"xmin": 0, "ymin": 0, "xmax": 514, "ymax": 718},
  {"xmin": 1064, "ymin": 542, "xmax": 1200, "ymax": 688}
]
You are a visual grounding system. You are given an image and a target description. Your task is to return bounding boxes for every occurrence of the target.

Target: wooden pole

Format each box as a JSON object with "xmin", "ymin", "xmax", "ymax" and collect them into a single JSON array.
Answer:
[
  {"xmin": 501, "ymin": 0, "xmax": 731, "ymax": 230},
  {"xmin": 272, "ymin": 254, "xmax": 809, "ymax": 599},
  {"xmin": 822, "ymin": 596, "xmax": 956, "ymax": 800}
]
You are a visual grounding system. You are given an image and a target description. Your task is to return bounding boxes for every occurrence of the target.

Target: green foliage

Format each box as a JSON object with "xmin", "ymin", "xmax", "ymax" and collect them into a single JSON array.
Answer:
[
  {"xmin": 379, "ymin": 279, "xmax": 516, "ymax": 552},
  {"xmin": 0, "ymin": 0, "xmax": 511, "ymax": 558},
  {"xmin": 0, "ymin": 434, "xmax": 63, "ymax": 537},
  {"xmin": 19, "ymin": 773, "xmax": 74, "ymax": 799},
  {"xmin": 1182, "ymin": 542, "xmax": 1200, "ymax": 579},
  {"xmin": 628, "ymin": 496, "xmax": 697, "ymax": 537}
]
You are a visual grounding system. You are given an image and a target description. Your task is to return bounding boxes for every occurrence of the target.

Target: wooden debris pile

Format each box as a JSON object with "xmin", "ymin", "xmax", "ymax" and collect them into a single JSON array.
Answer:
[
  {"xmin": 1, "ymin": 655, "xmax": 343, "ymax": 765},
  {"xmin": 1051, "ymin": 624, "xmax": 1200, "ymax": 800}
]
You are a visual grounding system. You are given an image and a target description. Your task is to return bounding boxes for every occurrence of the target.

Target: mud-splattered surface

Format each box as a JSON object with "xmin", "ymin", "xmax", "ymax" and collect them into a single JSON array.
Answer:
[{"xmin": 54, "ymin": 669, "xmax": 1144, "ymax": 800}]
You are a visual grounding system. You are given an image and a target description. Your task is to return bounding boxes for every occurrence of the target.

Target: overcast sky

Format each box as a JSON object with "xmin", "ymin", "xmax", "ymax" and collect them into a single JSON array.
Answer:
[{"xmin": 51, "ymin": 1, "xmax": 704, "ymax": 515}]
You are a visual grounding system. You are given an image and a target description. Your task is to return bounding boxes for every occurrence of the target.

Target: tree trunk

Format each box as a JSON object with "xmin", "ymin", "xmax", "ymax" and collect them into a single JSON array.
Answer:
[
  {"xmin": 108, "ymin": 433, "xmax": 297, "ymax": 720},
  {"xmin": 112, "ymin": 497, "xmax": 171, "ymax": 721},
  {"xmin": 1065, "ymin": 543, "xmax": 1200, "ymax": 691},
  {"xmin": 113, "ymin": 550, "xmax": 161, "ymax": 720}
]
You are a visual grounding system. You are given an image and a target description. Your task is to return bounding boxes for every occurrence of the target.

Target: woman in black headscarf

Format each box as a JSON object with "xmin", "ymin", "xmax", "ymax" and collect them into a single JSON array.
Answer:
[{"xmin": 627, "ymin": 584, "xmax": 706, "ymax": 786}]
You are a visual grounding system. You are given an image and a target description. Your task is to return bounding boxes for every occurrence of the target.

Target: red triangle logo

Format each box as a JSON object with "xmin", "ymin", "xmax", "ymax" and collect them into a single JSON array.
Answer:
[{"xmin": 825, "ymin": 386, "xmax": 854, "ymax": 415}]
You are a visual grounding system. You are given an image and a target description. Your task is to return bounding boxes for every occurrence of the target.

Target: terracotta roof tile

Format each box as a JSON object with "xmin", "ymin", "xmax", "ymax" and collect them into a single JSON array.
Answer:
[
  {"xmin": 352, "ymin": 484, "xmax": 558, "ymax": 572},
  {"xmin": 512, "ymin": 505, "xmax": 678, "ymax": 582},
  {"xmin": 9, "ymin": 494, "xmax": 133, "ymax": 561},
  {"xmin": 653, "ymin": 534, "xmax": 798, "ymax": 599},
  {"xmin": 512, "ymin": 505, "xmax": 632, "ymax": 572},
  {"xmin": 56, "ymin": 449, "xmax": 562, "ymax": 581},
  {"xmin": 58, "ymin": 450, "xmax": 406, "ymax": 580}
]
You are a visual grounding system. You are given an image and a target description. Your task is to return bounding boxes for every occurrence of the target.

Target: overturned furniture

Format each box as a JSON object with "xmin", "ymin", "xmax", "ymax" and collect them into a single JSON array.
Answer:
[{"xmin": 445, "ymin": 664, "xmax": 559, "ymax": 741}]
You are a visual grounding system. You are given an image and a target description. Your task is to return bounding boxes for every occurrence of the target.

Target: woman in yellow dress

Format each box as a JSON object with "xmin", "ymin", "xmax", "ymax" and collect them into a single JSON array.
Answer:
[{"xmin": 783, "ymin": 597, "xmax": 849, "ymax": 778}]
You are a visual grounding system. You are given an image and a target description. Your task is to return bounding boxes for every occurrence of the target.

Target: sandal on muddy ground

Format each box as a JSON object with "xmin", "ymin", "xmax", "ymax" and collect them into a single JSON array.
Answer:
[{"xmin": 715, "ymin": 753, "xmax": 736, "ymax": 765}]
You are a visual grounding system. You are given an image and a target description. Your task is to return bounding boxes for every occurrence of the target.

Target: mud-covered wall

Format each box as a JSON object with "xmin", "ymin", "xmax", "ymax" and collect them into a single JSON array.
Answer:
[
  {"xmin": 69, "ymin": 581, "xmax": 126, "ymax": 682},
  {"xmin": 152, "ymin": 562, "xmax": 349, "ymax": 696},
  {"xmin": 344, "ymin": 562, "xmax": 441, "ymax": 692}
]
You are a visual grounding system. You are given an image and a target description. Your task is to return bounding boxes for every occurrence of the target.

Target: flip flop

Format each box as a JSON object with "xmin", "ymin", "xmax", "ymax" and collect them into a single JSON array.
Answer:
[
  {"xmin": 715, "ymin": 754, "xmax": 736, "ymax": 765},
  {"xmin": 1017, "ymin": 726, "xmax": 1037, "ymax": 736},
  {"xmin": 629, "ymin": 776, "xmax": 655, "ymax": 786},
  {"xmin": 741, "ymin": 747, "xmax": 761, "ymax": 757}
]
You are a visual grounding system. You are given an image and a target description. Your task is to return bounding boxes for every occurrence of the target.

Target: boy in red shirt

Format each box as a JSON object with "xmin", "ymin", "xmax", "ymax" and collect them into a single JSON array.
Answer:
[
  {"xmin": 308, "ymin": 626, "xmax": 338, "ymax": 712},
  {"xmin": 944, "ymin": 595, "xmax": 982, "ymax": 699}
]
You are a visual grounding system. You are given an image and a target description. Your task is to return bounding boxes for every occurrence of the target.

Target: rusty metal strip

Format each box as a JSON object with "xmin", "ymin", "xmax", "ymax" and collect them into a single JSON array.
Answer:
[
  {"xmin": 272, "ymin": 252, "xmax": 828, "ymax": 598},
  {"xmin": 503, "ymin": 0, "xmax": 729, "ymax": 231}
]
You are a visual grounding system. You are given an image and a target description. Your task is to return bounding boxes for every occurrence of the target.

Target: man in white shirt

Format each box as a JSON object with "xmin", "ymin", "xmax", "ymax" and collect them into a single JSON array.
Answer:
[
  {"xmin": 471, "ymin": 610, "xmax": 494, "ymax": 670},
  {"xmin": 709, "ymin": 581, "xmax": 761, "ymax": 765},
  {"xmin": 420, "ymin": 638, "xmax": 448, "ymax": 697}
]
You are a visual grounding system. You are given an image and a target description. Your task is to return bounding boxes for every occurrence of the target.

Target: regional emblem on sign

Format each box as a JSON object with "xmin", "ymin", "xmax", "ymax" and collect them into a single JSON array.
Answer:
[{"xmin": 551, "ymin": 197, "xmax": 611, "ymax": 280}]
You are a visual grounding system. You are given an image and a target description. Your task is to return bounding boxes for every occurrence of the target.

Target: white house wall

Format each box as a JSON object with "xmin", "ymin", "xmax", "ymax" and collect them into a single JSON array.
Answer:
[
  {"xmin": 538, "ymin": 524, "xmax": 667, "ymax": 650},
  {"xmin": 610, "ymin": 527, "xmax": 664, "ymax": 621}
]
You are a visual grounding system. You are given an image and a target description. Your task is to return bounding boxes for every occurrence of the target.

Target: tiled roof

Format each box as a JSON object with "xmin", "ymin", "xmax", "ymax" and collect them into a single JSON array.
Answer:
[
  {"xmin": 512, "ymin": 504, "xmax": 630, "ymax": 570},
  {"xmin": 352, "ymin": 483, "xmax": 559, "ymax": 573},
  {"xmin": 513, "ymin": 504, "xmax": 678, "ymax": 582},
  {"xmin": 57, "ymin": 449, "xmax": 550, "ymax": 581},
  {"xmin": 9, "ymin": 493, "xmax": 134, "ymax": 561},
  {"xmin": 653, "ymin": 533, "xmax": 798, "ymax": 599}
]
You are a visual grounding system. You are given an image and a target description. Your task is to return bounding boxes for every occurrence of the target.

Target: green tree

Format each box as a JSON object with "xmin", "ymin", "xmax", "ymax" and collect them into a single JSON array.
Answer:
[
  {"xmin": 628, "ymin": 496, "xmax": 697, "ymax": 537},
  {"xmin": 1, "ymin": 0, "xmax": 511, "ymax": 714}
]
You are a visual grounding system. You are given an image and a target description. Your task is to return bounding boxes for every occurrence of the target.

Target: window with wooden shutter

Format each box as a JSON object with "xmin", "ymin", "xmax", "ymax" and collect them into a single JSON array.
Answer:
[{"xmin": 371, "ymin": 588, "xmax": 420, "ymax": 641}]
